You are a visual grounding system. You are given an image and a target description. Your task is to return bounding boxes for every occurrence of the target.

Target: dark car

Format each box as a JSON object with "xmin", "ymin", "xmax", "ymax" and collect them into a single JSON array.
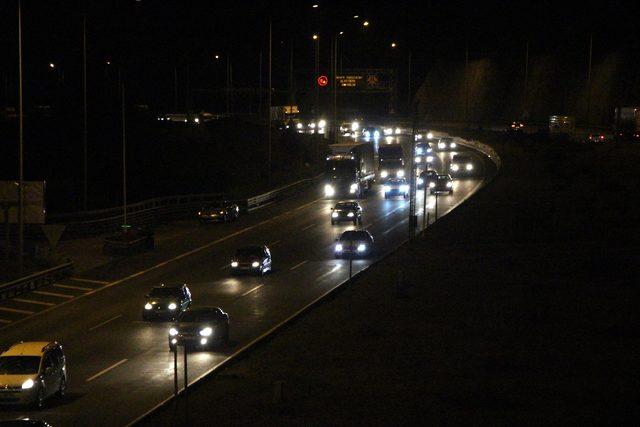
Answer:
[
  {"xmin": 507, "ymin": 121, "xmax": 526, "ymax": 134},
  {"xmin": 430, "ymin": 174, "xmax": 454, "ymax": 195},
  {"xmin": 449, "ymin": 154, "xmax": 476, "ymax": 175},
  {"xmin": 168, "ymin": 307, "xmax": 229, "ymax": 351},
  {"xmin": 334, "ymin": 229, "xmax": 374, "ymax": 258},
  {"xmin": 230, "ymin": 245, "xmax": 272, "ymax": 275},
  {"xmin": 414, "ymin": 142, "xmax": 434, "ymax": 166},
  {"xmin": 331, "ymin": 201, "xmax": 363, "ymax": 225},
  {"xmin": 418, "ymin": 169, "xmax": 438, "ymax": 189},
  {"xmin": 143, "ymin": 284, "xmax": 192, "ymax": 320},
  {"xmin": 103, "ymin": 225, "xmax": 154, "ymax": 255},
  {"xmin": 198, "ymin": 201, "xmax": 240, "ymax": 224},
  {"xmin": 585, "ymin": 132, "xmax": 607, "ymax": 144},
  {"xmin": 361, "ymin": 126, "xmax": 381, "ymax": 139},
  {"xmin": 434, "ymin": 136, "xmax": 457, "ymax": 151},
  {"xmin": 383, "ymin": 178, "xmax": 409, "ymax": 199}
]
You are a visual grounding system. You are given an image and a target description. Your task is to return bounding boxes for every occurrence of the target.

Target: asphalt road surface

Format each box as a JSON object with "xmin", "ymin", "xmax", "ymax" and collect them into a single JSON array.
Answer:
[{"xmin": 0, "ymin": 133, "xmax": 491, "ymax": 426}]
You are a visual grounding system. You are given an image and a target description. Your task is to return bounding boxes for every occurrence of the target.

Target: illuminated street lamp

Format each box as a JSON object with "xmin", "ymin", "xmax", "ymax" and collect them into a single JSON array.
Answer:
[
  {"xmin": 49, "ymin": 62, "xmax": 56, "ymax": 69},
  {"xmin": 312, "ymin": 34, "xmax": 319, "ymax": 40},
  {"xmin": 312, "ymin": 3, "xmax": 318, "ymax": 8},
  {"xmin": 213, "ymin": 53, "xmax": 231, "ymax": 114},
  {"xmin": 391, "ymin": 42, "xmax": 397, "ymax": 48}
]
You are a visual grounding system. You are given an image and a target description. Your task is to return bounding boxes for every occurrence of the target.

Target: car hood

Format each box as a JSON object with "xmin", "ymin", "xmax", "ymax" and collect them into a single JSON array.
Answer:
[
  {"xmin": 235, "ymin": 255, "xmax": 262, "ymax": 262},
  {"xmin": 0, "ymin": 374, "xmax": 36, "ymax": 388}
]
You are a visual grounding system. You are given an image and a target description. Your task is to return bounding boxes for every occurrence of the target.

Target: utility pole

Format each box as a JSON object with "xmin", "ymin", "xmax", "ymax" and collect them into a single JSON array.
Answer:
[
  {"xmin": 258, "ymin": 50, "xmax": 262, "ymax": 119},
  {"xmin": 288, "ymin": 40, "xmax": 294, "ymax": 108},
  {"xmin": 121, "ymin": 76, "xmax": 127, "ymax": 226},
  {"xmin": 314, "ymin": 35, "xmax": 320, "ymax": 115},
  {"xmin": 173, "ymin": 66, "xmax": 178, "ymax": 111},
  {"xmin": 17, "ymin": 0, "xmax": 24, "ymax": 275},
  {"xmin": 523, "ymin": 41, "xmax": 529, "ymax": 115},
  {"xmin": 332, "ymin": 34, "xmax": 338, "ymax": 143},
  {"xmin": 267, "ymin": 18, "xmax": 272, "ymax": 186},
  {"xmin": 586, "ymin": 34, "xmax": 593, "ymax": 127},
  {"xmin": 407, "ymin": 49, "xmax": 412, "ymax": 116},
  {"xmin": 226, "ymin": 54, "xmax": 230, "ymax": 114},
  {"xmin": 464, "ymin": 43, "xmax": 469, "ymax": 124},
  {"xmin": 82, "ymin": 14, "xmax": 88, "ymax": 211}
]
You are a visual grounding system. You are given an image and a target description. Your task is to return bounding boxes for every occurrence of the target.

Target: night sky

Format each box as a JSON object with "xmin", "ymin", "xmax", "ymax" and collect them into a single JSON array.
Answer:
[{"xmin": 1, "ymin": 0, "xmax": 639, "ymax": 109}]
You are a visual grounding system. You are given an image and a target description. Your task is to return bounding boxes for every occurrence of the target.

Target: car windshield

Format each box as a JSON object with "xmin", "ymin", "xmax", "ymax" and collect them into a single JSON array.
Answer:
[
  {"xmin": 236, "ymin": 247, "xmax": 263, "ymax": 257},
  {"xmin": 327, "ymin": 160, "xmax": 357, "ymax": 173},
  {"xmin": 340, "ymin": 231, "xmax": 367, "ymax": 241},
  {"xmin": 437, "ymin": 175, "xmax": 450, "ymax": 181},
  {"xmin": 335, "ymin": 203, "xmax": 357, "ymax": 210},
  {"xmin": 179, "ymin": 310, "xmax": 217, "ymax": 323},
  {"xmin": 0, "ymin": 356, "xmax": 41, "ymax": 375},
  {"xmin": 388, "ymin": 179, "xmax": 405, "ymax": 185},
  {"xmin": 453, "ymin": 156, "xmax": 472, "ymax": 162},
  {"xmin": 149, "ymin": 287, "xmax": 181, "ymax": 298},
  {"xmin": 203, "ymin": 203, "xmax": 225, "ymax": 209}
]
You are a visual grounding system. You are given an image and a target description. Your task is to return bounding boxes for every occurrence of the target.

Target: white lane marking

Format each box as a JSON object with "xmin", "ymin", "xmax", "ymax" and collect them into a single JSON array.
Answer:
[
  {"xmin": 33, "ymin": 290, "xmax": 74, "ymax": 299},
  {"xmin": 383, "ymin": 220, "xmax": 408, "ymax": 235},
  {"xmin": 70, "ymin": 277, "xmax": 110, "ymax": 285},
  {"xmin": 241, "ymin": 284, "xmax": 263, "ymax": 297},
  {"xmin": 219, "ymin": 264, "xmax": 230, "ymax": 270},
  {"xmin": 89, "ymin": 315, "xmax": 122, "ymax": 331},
  {"xmin": 54, "ymin": 284, "xmax": 93, "ymax": 291},
  {"xmin": 301, "ymin": 224, "xmax": 315, "ymax": 231},
  {"xmin": 317, "ymin": 264, "xmax": 342, "ymax": 281},
  {"xmin": 86, "ymin": 359, "xmax": 128, "ymax": 383},
  {"xmin": 269, "ymin": 240, "xmax": 281, "ymax": 246},
  {"xmin": 0, "ymin": 307, "xmax": 34, "ymax": 315},
  {"xmin": 0, "ymin": 319, "xmax": 11, "ymax": 324},
  {"xmin": 13, "ymin": 298, "xmax": 55, "ymax": 307},
  {"xmin": 289, "ymin": 260, "xmax": 309, "ymax": 271}
]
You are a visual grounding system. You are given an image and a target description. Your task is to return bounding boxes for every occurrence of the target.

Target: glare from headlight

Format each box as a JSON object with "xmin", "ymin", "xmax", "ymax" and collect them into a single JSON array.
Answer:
[
  {"xmin": 364, "ymin": 130, "xmax": 371, "ymax": 137},
  {"xmin": 21, "ymin": 379, "xmax": 35, "ymax": 390},
  {"xmin": 350, "ymin": 183, "xmax": 358, "ymax": 193},
  {"xmin": 296, "ymin": 123, "xmax": 303, "ymax": 129},
  {"xmin": 416, "ymin": 148, "xmax": 424, "ymax": 155},
  {"xmin": 380, "ymin": 171, "xmax": 388, "ymax": 178},
  {"xmin": 335, "ymin": 244, "xmax": 343, "ymax": 252},
  {"xmin": 144, "ymin": 303, "xmax": 153, "ymax": 310},
  {"xmin": 168, "ymin": 302, "xmax": 177, "ymax": 310},
  {"xmin": 383, "ymin": 185, "xmax": 391, "ymax": 192},
  {"xmin": 427, "ymin": 132, "xmax": 434, "ymax": 139},
  {"xmin": 351, "ymin": 121, "xmax": 359, "ymax": 131},
  {"xmin": 451, "ymin": 164, "xmax": 459, "ymax": 171},
  {"xmin": 415, "ymin": 134, "xmax": 423, "ymax": 140},
  {"xmin": 357, "ymin": 244, "xmax": 366, "ymax": 252},
  {"xmin": 427, "ymin": 156, "xmax": 434, "ymax": 163},
  {"xmin": 384, "ymin": 128, "xmax": 393, "ymax": 135},
  {"xmin": 395, "ymin": 127, "xmax": 401, "ymax": 134},
  {"xmin": 309, "ymin": 122, "xmax": 316, "ymax": 129},
  {"xmin": 400, "ymin": 185, "xmax": 409, "ymax": 192},
  {"xmin": 200, "ymin": 327, "xmax": 213, "ymax": 337},
  {"xmin": 171, "ymin": 338, "xmax": 178, "ymax": 344},
  {"xmin": 169, "ymin": 327, "xmax": 179, "ymax": 336},
  {"xmin": 466, "ymin": 163, "xmax": 473, "ymax": 170},
  {"xmin": 231, "ymin": 261, "xmax": 239, "ymax": 267},
  {"xmin": 373, "ymin": 130, "xmax": 380, "ymax": 138},
  {"xmin": 194, "ymin": 118, "xmax": 200, "ymax": 123},
  {"xmin": 438, "ymin": 142, "xmax": 445, "ymax": 149},
  {"xmin": 450, "ymin": 142, "xmax": 457, "ymax": 148},
  {"xmin": 318, "ymin": 120, "xmax": 326, "ymax": 128},
  {"xmin": 415, "ymin": 157, "xmax": 422, "ymax": 163},
  {"xmin": 332, "ymin": 211, "xmax": 338, "ymax": 218},
  {"xmin": 417, "ymin": 178, "xmax": 424, "ymax": 185},
  {"xmin": 200, "ymin": 338, "xmax": 208, "ymax": 345},
  {"xmin": 324, "ymin": 185, "xmax": 335, "ymax": 197},
  {"xmin": 446, "ymin": 182, "xmax": 453, "ymax": 188},
  {"xmin": 252, "ymin": 261, "xmax": 260, "ymax": 268},
  {"xmin": 397, "ymin": 170, "xmax": 405, "ymax": 177},
  {"xmin": 429, "ymin": 182, "xmax": 436, "ymax": 188},
  {"xmin": 347, "ymin": 212, "xmax": 354, "ymax": 217}
]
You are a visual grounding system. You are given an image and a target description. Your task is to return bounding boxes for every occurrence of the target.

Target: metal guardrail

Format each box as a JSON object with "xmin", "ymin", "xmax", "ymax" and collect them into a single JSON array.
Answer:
[
  {"xmin": 246, "ymin": 175, "xmax": 323, "ymax": 211},
  {"xmin": 0, "ymin": 262, "xmax": 74, "ymax": 301}
]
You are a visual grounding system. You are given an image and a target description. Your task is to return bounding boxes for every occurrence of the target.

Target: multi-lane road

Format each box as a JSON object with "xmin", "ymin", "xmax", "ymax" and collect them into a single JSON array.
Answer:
[{"xmin": 0, "ymin": 133, "xmax": 493, "ymax": 426}]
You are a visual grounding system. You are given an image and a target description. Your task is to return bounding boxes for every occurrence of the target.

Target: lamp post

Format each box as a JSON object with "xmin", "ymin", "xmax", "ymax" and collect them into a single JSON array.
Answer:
[
  {"xmin": 313, "ymin": 33, "xmax": 320, "ymax": 115},
  {"xmin": 17, "ymin": 0, "xmax": 24, "ymax": 274},
  {"xmin": 390, "ymin": 41, "xmax": 412, "ymax": 116},
  {"xmin": 213, "ymin": 54, "xmax": 232, "ymax": 114}
]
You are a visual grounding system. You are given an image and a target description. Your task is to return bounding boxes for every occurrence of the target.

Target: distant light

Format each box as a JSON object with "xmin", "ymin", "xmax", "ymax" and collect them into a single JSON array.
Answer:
[
  {"xmin": 312, "ymin": 34, "xmax": 319, "ymax": 40},
  {"xmin": 312, "ymin": 3, "xmax": 318, "ymax": 8},
  {"xmin": 105, "ymin": 60, "xmax": 111, "ymax": 65},
  {"xmin": 214, "ymin": 54, "xmax": 220, "ymax": 60},
  {"xmin": 339, "ymin": 31, "xmax": 344, "ymax": 35},
  {"xmin": 363, "ymin": 20, "xmax": 370, "ymax": 27},
  {"xmin": 353, "ymin": 15, "xmax": 359, "ymax": 18},
  {"xmin": 49, "ymin": 63, "xmax": 55, "ymax": 69},
  {"xmin": 391, "ymin": 42, "xmax": 397, "ymax": 48}
]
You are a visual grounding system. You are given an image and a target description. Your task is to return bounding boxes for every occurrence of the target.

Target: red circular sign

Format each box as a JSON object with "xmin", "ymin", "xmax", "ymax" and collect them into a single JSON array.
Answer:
[{"xmin": 317, "ymin": 75, "xmax": 328, "ymax": 87}]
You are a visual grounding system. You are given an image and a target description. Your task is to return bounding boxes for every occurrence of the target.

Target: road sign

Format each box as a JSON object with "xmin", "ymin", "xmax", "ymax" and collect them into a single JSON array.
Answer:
[
  {"xmin": 0, "ymin": 181, "xmax": 46, "ymax": 224},
  {"xmin": 317, "ymin": 75, "xmax": 328, "ymax": 87}
]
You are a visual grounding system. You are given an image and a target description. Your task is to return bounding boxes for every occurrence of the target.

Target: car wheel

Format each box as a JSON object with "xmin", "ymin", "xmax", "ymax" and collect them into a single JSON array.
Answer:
[{"xmin": 57, "ymin": 376, "xmax": 66, "ymax": 399}]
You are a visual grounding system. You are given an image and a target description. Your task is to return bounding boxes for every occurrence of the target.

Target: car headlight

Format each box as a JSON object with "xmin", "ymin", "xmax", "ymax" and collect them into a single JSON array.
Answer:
[
  {"xmin": 331, "ymin": 212, "xmax": 338, "ymax": 218},
  {"xmin": 416, "ymin": 148, "xmax": 424, "ymax": 155},
  {"xmin": 417, "ymin": 178, "xmax": 424, "ymax": 185},
  {"xmin": 466, "ymin": 164, "xmax": 473, "ymax": 170},
  {"xmin": 144, "ymin": 303, "xmax": 153, "ymax": 310},
  {"xmin": 397, "ymin": 170, "xmax": 405, "ymax": 178},
  {"xmin": 357, "ymin": 244, "xmax": 366, "ymax": 252},
  {"xmin": 438, "ymin": 142, "xmax": 445, "ymax": 149},
  {"xmin": 200, "ymin": 338, "xmax": 208, "ymax": 345},
  {"xmin": 429, "ymin": 182, "xmax": 436, "ymax": 188},
  {"xmin": 350, "ymin": 183, "xmax": 358, "ymax": 193},
  {"xmin": 318, "ymin": 120, "xmax": 326, "ymax": 129},
  {"xmin": 351, "ymin": 121, "xmax": 359, "ymax": 131},
  {"xmin": 450, "ymin": 142, "xmax": 457, "ymax": 148},
  {"xmin": 168, "ymin": 302, "xmax": 177, "ymax": 310},
  {"xmin": 380, "ymin": 171, "xmax": 388, "ymax": 178},
  {"xmin": 427, "ymin": 132, "xmax": 434, "ymax": 139},
  {"xmin": 373, "ymin": 130, "xmax": 380, "ymax": 138},
  {"xmin": 199, "ymin": 327, "xmax": 213, "ymax": 337},
  {"xmin": 427, "ymin": 156, "xmax": 434, "ymax": 163},
  {"xmin": 335, "ymin": 244, "xmax": 343, "ymax": 252},
  {"xmin": 296, "ymin": 123, "xmax": 303, "ymax": 129},
  {"xmin": 415, "ymin": 157, "xmax": 422, "ymax": 163},
  {"xmin": 324, "ymin": 185, "xmax": 335, "ymax": 197},
  {"xmin": 198, "ymin": 211, "xmax": 202, "ymax": 215},
  {"xmin": 384, "ymin": 128, "xmax": 392, "ymax": 135},
  {"xmin": 446, "ymin": 182, "xmax": 453, "ymax": 188},
  {"xmin": 347, "ymin": 212, "xmax": 354, "ymax": 217},
  {"xmin": 451, "ymin": 164, "xmax": 459, "ymax": 171},
  {"xmin": 395, "ymin": 127, "xmax": 401, "ymax": 135},
  {"xmin": 231, "ymin": 261, "xmax": 238, "ymax": 267},
  {"xmin": 364, "ymin": 130, "xmax": 370, "ymax": 137},
  {"xmin": 383, "ymin": 185, "xmax": 391, "ymax": 192},
  {"xmin": 21, "ymin": 379, "xmax": 35, "ymax": 390},
  {"xmin": 169, "ymin": 327, "xmax": 179, "ymax": 336},
  {"xmin": 309, "ymin": 122, "xmax": 316, "ymax": 129},
  {"xmin": 252, "ymin": 261, "xmax": 260, "ymax": 268}
]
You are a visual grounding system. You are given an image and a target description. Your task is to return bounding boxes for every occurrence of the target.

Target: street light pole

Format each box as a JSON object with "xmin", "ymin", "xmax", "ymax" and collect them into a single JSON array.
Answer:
[
  {"xmin": 332, "ymin": 34, "xmax": 338, "ymax": 144},
  {"xmin": 314, "ymin": 35, "xmax": 319, "ymax": 115},
  {"xmin": 586, "ymin": 34, "xmax": 593, "ymax": 127},
  {"xmin": 121, "ymin": 75, "xmax": 127, "ymax": 226},
  {"xmin": 267, "ymin": 17, "xmax": 272, "ymax": 186},
  {"xmin": 17, "ymin": 0, "xmax": 24, "ymax": 275},
  {"xmin": 407, "ymin": 49, "xmax": 412, "ymax": 116},
  {"xmin": 82, "ymin": 14, "xmax": 88, "ymax": 211}
]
